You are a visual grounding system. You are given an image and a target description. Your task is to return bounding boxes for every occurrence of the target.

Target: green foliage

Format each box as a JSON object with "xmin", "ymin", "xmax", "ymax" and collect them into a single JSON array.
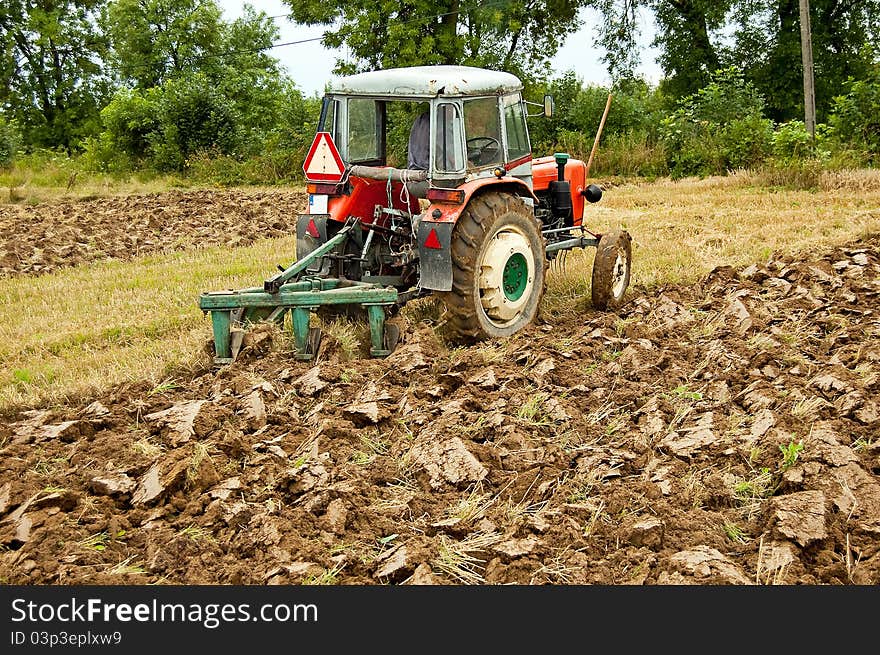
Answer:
[
  {"xmin": 733, "ymin": 1, "xmax": 880, "ymax": 122},
  {"xmin": 779, "ymin": 440, "xmax": 804, "ymax": 471},
  {"xmin": 150, "ymin": 74, "xmax": 242, "ymax": 171},
  {"xmin": 87, "ymin": 74, "xmax": 239, "ymax": 172},
  {"xmin": 658, "ymin": 68, "xmax": 774, "ymax": 177},
  {"xmin": 0, "ymin": 115, "xmax": 21, "ymax": 166},
  {"xmin": 95, "ymin": 89, "xmax": 161, "ymax": 167},
  {"xmin": 3, "ymin": 0, "xmax": 877, "ymax": 185},
  {"xmin": 589, "ymin": 130, "xmax": 668, "ymax": 178},
  {"xmin": 678, "ymin": 67, "xmax": 766, "ymax": 125},
  {"xmin": 528, "ymin": 71, "xmax": 667, "ymax": 158},
  {"xmin": 587, "ymin": 2, "xmax": 880, "ymax": 123},
  {"xmin": 84, "ymin": 1, "xmax": 317, "ymax": 176},
  {"xmin": 655, "ymin": 0, "xmax": 732, "ymax": 97},
  {"xmin": 285, "ymin": 0, "xmax": 581, "ymax": 84},
  {"xmin": 104, "ymin": 0, "xmax": 225, "ymax": 88},
  {"xmin": 771, "ymin": 121, "xmax": 815, "ymax": 162},
  {"xmin": 829, "ymin": 71, "xmax": 880, "ymax": 161},
  {"xmin": 88, "ymin": 74, "xmax": 319, "ymax": 177},
  {"xmin": 0, "ymin": 0, "xmax": 111, "ymax": 150}
]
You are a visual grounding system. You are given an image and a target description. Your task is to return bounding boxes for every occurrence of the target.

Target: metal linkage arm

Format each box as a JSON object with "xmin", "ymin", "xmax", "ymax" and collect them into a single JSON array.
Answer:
[{"xmin": 263, "ymin": 222, "xmax": 354, "ymax": 293}]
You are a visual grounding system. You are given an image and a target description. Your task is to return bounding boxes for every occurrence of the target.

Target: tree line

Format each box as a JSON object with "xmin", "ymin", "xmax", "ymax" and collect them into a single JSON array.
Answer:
[{"xmin": 1, "ymin": 0, "xmax": 878, "ymax": 181}]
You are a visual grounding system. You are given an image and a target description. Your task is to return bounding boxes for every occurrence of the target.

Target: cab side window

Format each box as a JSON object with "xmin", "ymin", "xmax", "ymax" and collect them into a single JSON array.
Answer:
[
  {"xmin": 348, "ymin": 98, "xmax": 379, "ymax": 163},
  {"xmin": 503, "ymin": 94, "xmax": 530, "ymax": 161},
  {"xmin": 319, "ymin": 97, "xmax": 337, "ymax": 141}
]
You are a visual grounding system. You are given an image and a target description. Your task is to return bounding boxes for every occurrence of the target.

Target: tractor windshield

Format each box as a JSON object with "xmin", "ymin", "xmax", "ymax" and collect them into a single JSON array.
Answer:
[
  {"xmin": 319, "ymin": 96, "xmax": 470, "ymax": 176},
  {"xmin": 463, "ymin": 97, "xmax": 503, "ymax": 168}
]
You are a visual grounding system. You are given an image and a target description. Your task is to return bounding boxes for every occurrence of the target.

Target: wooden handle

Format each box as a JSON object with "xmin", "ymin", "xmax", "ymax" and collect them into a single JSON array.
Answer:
[{"xmin": 585, "ymin": 93, "xmax": 612, "ymax": 179}]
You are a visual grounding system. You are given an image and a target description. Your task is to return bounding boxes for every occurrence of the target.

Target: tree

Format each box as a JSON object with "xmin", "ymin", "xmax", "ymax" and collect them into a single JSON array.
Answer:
[
  {"xmin": 587, "ymin": 0, "xmax": 880, "ymax": 119},
  {"xmin": 0, "ymin": 0, "xmax": 111, "ymax": 150},
  {"xmin": 586, "ymin": 0, "xmax": 731, "ymax": 93},
  {"xmin": 652, "ymin": 0, "xmax": 731, "ymax": 98},
  {"xmin": 104, "ymin": 1, "xmax": 281, "ymax": 90},
  {"xmin": 731, "ymin": 0, "xmax": 880, "ymax": 121},
  {"xmin": 283, "ymin": 0, "xmax": 583, "ymax": 83},
  {"xmin": 95, "ymin": 1, "xmax": 316, "ymax": 172}
]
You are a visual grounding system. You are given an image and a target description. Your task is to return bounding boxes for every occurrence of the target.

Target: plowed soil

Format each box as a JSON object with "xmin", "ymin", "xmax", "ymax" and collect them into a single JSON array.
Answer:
[
  {"xmin": 0, "ymin": 190, "xmax": 307, "ymax": 277},
  {"xmin": 2, "ymin": 219, "xmax": 878, "ymax": 584}
]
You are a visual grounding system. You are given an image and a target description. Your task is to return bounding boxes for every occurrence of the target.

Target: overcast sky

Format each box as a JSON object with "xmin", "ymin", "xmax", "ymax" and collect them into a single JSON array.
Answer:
[{"xmin": 217, "ymin": 1, "xmax": 663, "ymax": 96}]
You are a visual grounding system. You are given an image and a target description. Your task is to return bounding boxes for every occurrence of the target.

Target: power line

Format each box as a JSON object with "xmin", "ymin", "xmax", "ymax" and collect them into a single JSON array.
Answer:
[
  {"xmin": 6, "ymin": 1, "xmax": 520, "ymax": 82},
  {"xmin": 156, "ymin": 0, "xmax": 515, "ymax": 65}
]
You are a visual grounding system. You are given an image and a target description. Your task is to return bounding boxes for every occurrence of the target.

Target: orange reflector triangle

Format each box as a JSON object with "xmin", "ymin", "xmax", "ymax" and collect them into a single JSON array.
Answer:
[
  {"xmin": 424, "ymin": 228, "xmax": 441, "ymax": 249},
  {"xmin": 306, "ymin": 218, "xmax": 320, "ymax": 238}
]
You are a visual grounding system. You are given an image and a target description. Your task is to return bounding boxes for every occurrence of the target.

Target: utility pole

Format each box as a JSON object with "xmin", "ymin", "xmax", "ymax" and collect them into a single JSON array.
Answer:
[{"xmin": 799, "ymin": 0, "xmax": 816, "ymax": 139}]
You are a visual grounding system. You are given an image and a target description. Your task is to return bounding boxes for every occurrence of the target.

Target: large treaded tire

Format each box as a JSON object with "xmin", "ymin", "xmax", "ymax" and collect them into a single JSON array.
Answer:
[
  {"xmin": 439, "ymin": 191, "xmax": 547, "ymax": 342},
  {"xmin": 591, "ymin": 228, "xmax": 632, "ymax": 310}
]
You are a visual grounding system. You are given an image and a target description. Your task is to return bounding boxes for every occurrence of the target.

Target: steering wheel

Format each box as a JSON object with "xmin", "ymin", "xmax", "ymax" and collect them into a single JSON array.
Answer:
[{"xmin": 466, "ymin": 136, "xmax": 502, "ymax": 166}]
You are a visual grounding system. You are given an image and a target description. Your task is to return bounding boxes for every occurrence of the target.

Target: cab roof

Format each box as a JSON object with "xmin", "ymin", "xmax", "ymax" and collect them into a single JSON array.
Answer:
[{"xmin": 326, "ymin": 65, "xmax": 523, "ymax": 98}]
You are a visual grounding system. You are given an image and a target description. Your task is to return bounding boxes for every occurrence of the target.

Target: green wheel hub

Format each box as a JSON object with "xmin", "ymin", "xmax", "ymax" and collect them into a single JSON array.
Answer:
[
  {"xmin": 502, "ymin": 253, "xmax": 529, "ymax": 301},
  {"xmin": 479, "ymin": 225, "xmax": 535, "ymax": 326}
]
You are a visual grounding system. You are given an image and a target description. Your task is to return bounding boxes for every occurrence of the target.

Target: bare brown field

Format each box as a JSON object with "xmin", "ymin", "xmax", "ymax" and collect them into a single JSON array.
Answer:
[{"xmin": 1, "ymin": 176, "xmax": 878, "ymax": 585}]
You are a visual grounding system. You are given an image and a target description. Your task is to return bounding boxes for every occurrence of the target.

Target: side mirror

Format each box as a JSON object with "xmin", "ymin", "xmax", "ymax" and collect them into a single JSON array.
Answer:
[{"xmin": 543, "ymin": 94, "xmax": 554, "ymax": 118}]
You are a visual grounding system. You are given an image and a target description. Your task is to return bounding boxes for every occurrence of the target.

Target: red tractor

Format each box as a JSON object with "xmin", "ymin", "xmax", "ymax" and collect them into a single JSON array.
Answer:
[{"xmin": 200, "ymin": 65, "xmax": 632, "ymax": 363}]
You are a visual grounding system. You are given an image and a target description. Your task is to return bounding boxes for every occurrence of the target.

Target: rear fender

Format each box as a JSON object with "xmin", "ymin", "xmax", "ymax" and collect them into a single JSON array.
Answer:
[
  {"xmin": 295, "ymin": 214, "xmax": 331, "ymax": 276},
  {"xmin": 423, "ymin": 177, "xmax": 537, "ymax": 225},
  {"xmin": 417, "ymin": 177, "xmax": 537, "ymax": 291}
]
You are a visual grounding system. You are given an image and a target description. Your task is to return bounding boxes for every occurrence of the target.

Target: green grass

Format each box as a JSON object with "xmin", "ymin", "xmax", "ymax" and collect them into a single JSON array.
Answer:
[
  {"xmin": 733, "ymin": 467, "xmax": 776, "ymax": 505},
  {"xmin": 1, "ymin": 151, "xmax": 193, "ymax": 205},
  {"xmin": 779, "ymin": 441, "xmax": 804, "ymax": 471},
  {"xmin": 722, "ymin": 521, "xmax": 750, "ymax": 544}
]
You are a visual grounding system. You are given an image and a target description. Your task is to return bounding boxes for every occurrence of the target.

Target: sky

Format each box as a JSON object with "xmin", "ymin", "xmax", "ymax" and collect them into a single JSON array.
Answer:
[{"xmin": 217, "ymin": 1, "xmax": 663, "ymax": 97}]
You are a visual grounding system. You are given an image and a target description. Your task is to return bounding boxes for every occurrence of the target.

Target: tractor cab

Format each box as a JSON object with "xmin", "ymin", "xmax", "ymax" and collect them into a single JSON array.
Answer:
[{"xmin": 317, "ymin": 66, "xmax": 539, "ymax": 191}]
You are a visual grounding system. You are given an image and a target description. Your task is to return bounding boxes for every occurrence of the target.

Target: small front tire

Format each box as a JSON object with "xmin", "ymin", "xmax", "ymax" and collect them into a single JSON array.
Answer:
[{"xmin": 591, "ymin": 229, "xmax": 632, "ymax": 310}]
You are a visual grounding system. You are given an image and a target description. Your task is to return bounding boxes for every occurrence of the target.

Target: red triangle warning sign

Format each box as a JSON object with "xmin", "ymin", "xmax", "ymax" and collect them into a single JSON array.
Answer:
[
  {"xmin": 424, "ymin": 228, "xmax": 442, "ymax": 249},
  {"xmin": 303, "ymin": 132, "xmax": 345, "ymax": 182}
]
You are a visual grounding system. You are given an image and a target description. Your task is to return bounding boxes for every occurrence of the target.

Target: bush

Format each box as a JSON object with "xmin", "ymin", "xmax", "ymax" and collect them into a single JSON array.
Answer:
[
  {"xmin": 829, "ymin": 72, "xmax": 880, "ymax": 160},
  {"xmin": 659, "ymin": 67, "xmax": 774, "ymax": 177},
  {"xmin": 150, "ymin": 74, "xmax": 242, "ymax": 172},
  {"xmin": 720, "ymin": 115, "xmax": 774, "ymax": 170},
  {"xmin": 0, "ymin": 116, "xmax": 21, "ymax": 167},
  {"xmin": 590, "ymin": 130, "xmax": 668, "ymax": 178},
  {"xmin": 91, "ymin": 75, "xmax": 244, "ymax": 173},
  {"xmin": 100, "ymin": 89, "xmax": 161, "ymax": 161},
  {"xmin": 771, "ymin": 121, "xmax": 815, "ymax": 162},
  {"xmin": 87, "ymin": 74, "xmax": 318, "ymax": 178}
]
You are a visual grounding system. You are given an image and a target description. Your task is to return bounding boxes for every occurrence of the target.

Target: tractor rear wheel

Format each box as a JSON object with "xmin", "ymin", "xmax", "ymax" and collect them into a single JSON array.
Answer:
[
  {"xmin": 440, "ymin": 192, "xmax": 546, "ymax": 341},
  {"xmin": 591, "ymin": 228, "xmax": 632, "ymax": 310}
]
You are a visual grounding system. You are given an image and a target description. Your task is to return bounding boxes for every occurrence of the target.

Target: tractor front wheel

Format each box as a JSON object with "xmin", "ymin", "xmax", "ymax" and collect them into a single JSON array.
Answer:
[
  {"xmin": 440, "ymin": 192, "xmax": 546, "ymax": 341},
  {"xmin": 591, "ymin": 228, "xmax": 632, "ymax": 310}
]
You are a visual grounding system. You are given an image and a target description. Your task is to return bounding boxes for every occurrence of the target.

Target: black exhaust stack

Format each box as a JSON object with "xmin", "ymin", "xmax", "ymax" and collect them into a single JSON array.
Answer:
[{"xmin": 549, "ymin": 152, "xmax": 572, "ymax": 228}]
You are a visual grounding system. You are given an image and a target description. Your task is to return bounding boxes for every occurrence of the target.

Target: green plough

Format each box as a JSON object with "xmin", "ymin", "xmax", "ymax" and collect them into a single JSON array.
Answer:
[{"xmin": 198, "ymin": 221, "xmax": 400, "ymax": 364}]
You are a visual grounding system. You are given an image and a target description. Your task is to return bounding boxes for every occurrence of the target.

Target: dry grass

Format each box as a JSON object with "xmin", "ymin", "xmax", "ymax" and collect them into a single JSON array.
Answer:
[
  {"xmin": 0, "ymin": 158, "xmax": 192, "ymax": 205},
  {"xmin": 0, "ymin": 235, "xmax": 298, "ymax": 413},
  {"xmin": 2, "ymin": 174, "xmax": 879, "ymax": 414}
]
